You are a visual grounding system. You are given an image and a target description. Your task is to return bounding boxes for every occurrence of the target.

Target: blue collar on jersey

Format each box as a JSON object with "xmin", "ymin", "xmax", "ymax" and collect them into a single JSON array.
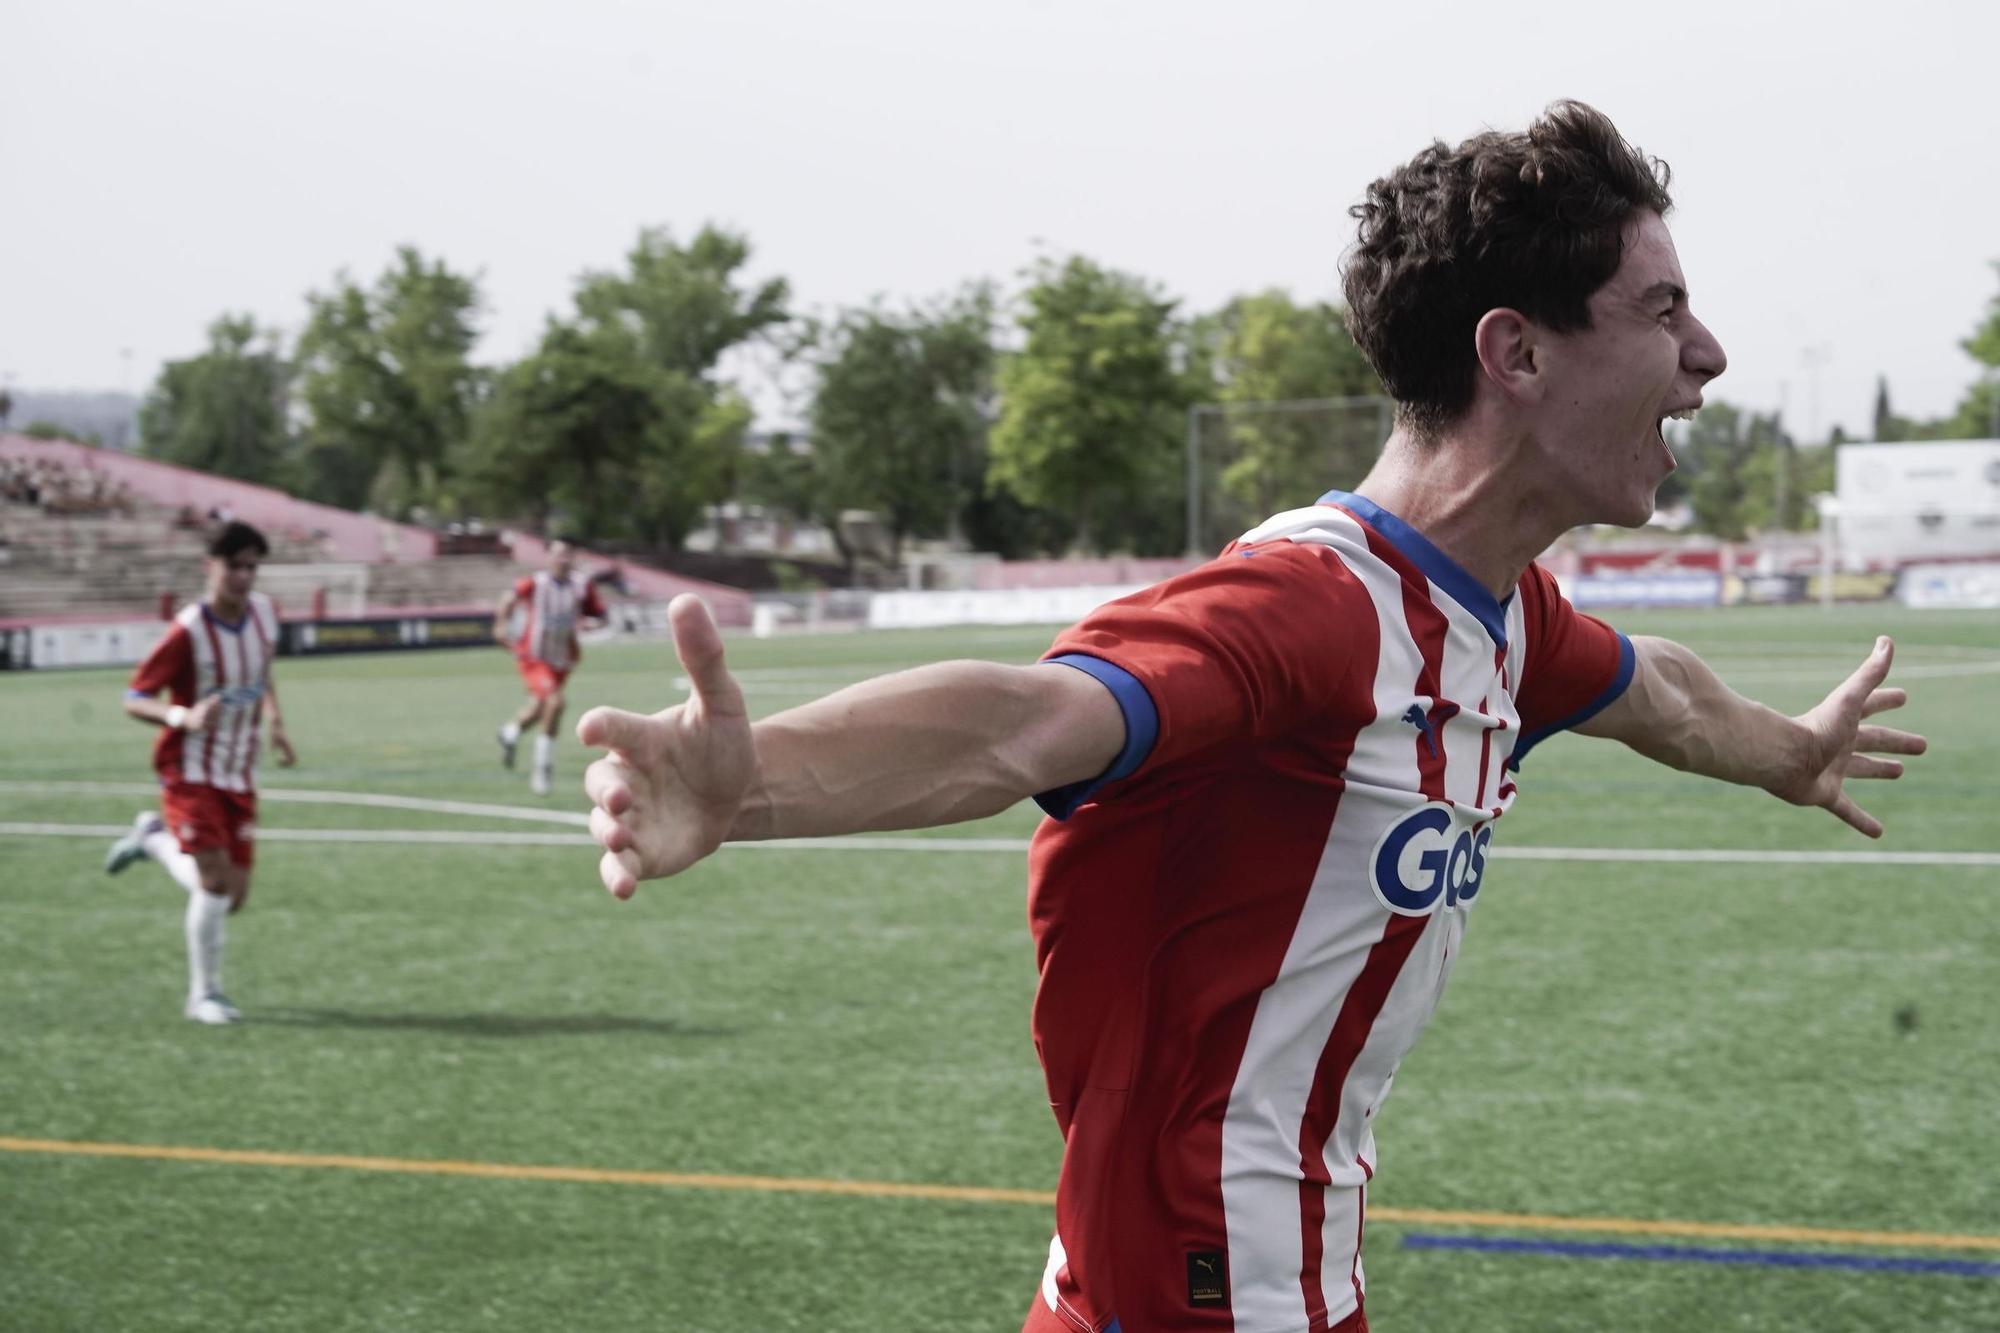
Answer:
[
  {"xmin": 201, "ymin": 601, "xmax": 248, "ymax": 634},
  {"xmin": 1318, "ymin": 490, "xmax": 1511, "ymax": 646}
]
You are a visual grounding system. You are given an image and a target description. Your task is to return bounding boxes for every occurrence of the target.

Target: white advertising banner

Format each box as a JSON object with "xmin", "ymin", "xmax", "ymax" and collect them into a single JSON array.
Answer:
[
  {"xmin": 28, "ymin": 620, "xmax": 168, "ymax": 669},
  {"xmin": 866, "ymin": 585, "xmax": 1149, "ymax": 630},
  {"xmin": 1835, "ymin": 441, "xmax": 2000, "ymax": 566},
  {"xmin": 1897, "ymin": 562, "xmax": 2000, "ymax": 610}
]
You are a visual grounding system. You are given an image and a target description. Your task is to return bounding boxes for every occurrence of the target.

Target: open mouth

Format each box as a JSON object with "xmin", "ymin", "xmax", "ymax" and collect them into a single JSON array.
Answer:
[{"xmin": 1654, "ymin": 407, "xmax": 1698, "ymax": 469}]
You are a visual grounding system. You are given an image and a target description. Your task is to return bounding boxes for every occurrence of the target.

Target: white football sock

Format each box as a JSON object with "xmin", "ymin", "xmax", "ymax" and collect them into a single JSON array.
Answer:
[
  {"xmin": 533, "ymin": 734, "xmax": 554, "ymax": 772},
  {"xmin": 185, "ymin": 889, "xmax": 229, "ymax": 999},
  {"xmin": 143, "ymin": 829, "xmax": 206, "ymax": 896},
  {"xmin": 500, "ymin": 721, "xmax": 522, "ymax": 744}
]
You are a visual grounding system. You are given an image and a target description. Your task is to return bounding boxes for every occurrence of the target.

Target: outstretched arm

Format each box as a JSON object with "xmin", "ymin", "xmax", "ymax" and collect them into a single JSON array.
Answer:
[
  {"xmin": 577, "ymin": 595, "xmax": 1125, "ymax": 899},
  {"xmin": 1575, "ymin": 634, "xmax": 1927, "ymax": 837}
]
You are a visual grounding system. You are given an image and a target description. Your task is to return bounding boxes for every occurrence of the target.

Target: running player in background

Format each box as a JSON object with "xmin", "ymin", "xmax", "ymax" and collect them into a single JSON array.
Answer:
[
  {"xmin": 104, "ymin": 520, "xmax": 295, "ymax": 1026},
  {"xmin": 575, "ymin": 102, "xmax": 1929, "ymax": 1331},
  {"xmin": 494, "ymin": 538, "xmax": 606, "ymax": 796}
]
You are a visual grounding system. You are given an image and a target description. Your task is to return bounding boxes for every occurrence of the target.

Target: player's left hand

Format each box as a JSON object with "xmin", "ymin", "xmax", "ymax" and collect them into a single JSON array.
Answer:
[
  {"xmin": 1767, "ymin": 636, "xmax": 1927, "ymax": 837},
  {"xmin": 271, "ymin": 724, "xmax": 298, "ymax": 768},
  {"xmin": 577, "ymin": 594, "xmax": 753, "ymax": 899}
]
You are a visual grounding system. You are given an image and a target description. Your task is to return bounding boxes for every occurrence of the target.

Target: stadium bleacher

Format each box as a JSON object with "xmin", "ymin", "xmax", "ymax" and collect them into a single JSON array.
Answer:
[{"xmin": 0, "ymin": 433, "xmax": 749, "ymax": 632}]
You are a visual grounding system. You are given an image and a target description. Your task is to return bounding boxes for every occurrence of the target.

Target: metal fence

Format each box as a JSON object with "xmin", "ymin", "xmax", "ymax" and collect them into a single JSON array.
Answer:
[{"xmin": 1185, "ymin": 396, "xmax": 1393, "ymax": 555}]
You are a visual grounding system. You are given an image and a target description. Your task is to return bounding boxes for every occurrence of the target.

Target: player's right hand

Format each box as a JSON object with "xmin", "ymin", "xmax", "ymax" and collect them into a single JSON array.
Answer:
[
  {"xmin": 1769, "ymin": 635, "xmax": 1927, "ymax": 838},
  {"xmin": 183, "ymin": 696, "xmax": 222, "ymax": 733},
  {"xmin": 577, "ymin": 594, "xmax": 753, "ymax": 900}
]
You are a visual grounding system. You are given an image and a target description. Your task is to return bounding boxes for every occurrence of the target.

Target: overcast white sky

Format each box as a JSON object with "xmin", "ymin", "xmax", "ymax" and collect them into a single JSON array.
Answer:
[{"xmin": 5, "ymin": 0, "xmax": 1997, "ymax": 440}]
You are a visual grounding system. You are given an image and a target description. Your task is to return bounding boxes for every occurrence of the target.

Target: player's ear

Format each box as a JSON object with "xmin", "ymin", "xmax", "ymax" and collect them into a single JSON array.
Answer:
[{"xmin": 1473, "ymin": 308, "xmax": 1543, "ymax": 406}]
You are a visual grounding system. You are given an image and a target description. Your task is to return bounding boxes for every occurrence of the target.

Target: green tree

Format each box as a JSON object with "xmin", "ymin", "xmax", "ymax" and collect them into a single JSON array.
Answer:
[
  {"xmin": 297, "ymin": 248, "xmax": 483, "ymax": 515},
  {"xmin": 737, "ymin": 428, "xmax": 840, "ymax": 559},
  {"xmin": 1677, "ymin": 400, "xmax": 1796, "ymax": 539},
  {"xmin": 1871, "ymin": 268, "xmax": 2000, "ymax": 444},
  {"xmin": 1871, "ymin": 375, "xmax": 1900, "ymax": 441},
  {"xmin": 138, "ymin": 315, "xmax": 295, "ymax": 486},
  {"xmin": 809, "ymin": 287, "xmax": 995, "ymax": 562},
  {"xmin": 1947, "ymin": 261, "xmax": 2000, "ymax": 439},
  {"xmin": 465, "ymin": 320, "xmax": 660, "ymax": 534},
  {"xmin": 575, "ymin": 226, "xmax": 790, "ymax": 380},
  {"xmin": 1200, "ymin": 289, "xmax": 1383, "ymax": 524},
  {"xmin": 464, "ymin": 322, "xmax": 756, "ymax": 552},
  {"xmin": 466, "ymin": 224, "xmax": 786, "ymax": 550},
  {"xmin": 24, "ymin": 421, "xmax": 95, "ymax": 443},
  {"xmin": 990, "ymin": 256, "xmax": 1186, "ymax": 553}
]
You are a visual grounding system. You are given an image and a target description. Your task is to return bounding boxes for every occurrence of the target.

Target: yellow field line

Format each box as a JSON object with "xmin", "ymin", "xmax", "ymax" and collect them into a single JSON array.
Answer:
[
  {"xmin": 5, "ymin": 1136, "xmax": 1996, "ymax": 1254},
  {"xmin": 0, "ymin": 1137, "xmax": 1053, "ymax": 1206}
]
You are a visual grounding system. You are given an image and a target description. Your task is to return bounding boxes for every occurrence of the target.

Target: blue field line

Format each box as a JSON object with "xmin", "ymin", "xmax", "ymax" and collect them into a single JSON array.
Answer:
[{"xmin": 1402, "ymin": 1234, "xmax": 2000, "ymax": 1277}]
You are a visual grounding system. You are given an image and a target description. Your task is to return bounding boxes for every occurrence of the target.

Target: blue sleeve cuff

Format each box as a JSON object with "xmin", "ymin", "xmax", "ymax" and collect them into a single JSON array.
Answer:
[
  {"xmin": 124, "ymin": 689, "xmax": 151, "ymax": 699},
  {"xmin": 1032, "ymin": 654, "xmax": 1160, "ymax": 820},
  {"xmin": 1507, "ymin": 632, "xmax": 1635, "ymax": 771}
]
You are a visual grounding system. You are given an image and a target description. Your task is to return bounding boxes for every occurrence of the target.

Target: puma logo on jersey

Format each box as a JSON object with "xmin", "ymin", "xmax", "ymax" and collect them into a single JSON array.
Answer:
[
  {"xmin": 1401, "ymin": 704, "xmax": 1437, "ymax": 755},
  {"xmin": 1401, "ymin": 700, "xmax": 1463, "ymax": 758}
]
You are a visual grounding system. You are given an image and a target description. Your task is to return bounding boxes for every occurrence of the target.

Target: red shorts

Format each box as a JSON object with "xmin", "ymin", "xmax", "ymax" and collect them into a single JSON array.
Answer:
[
  {"xmin": 516, "ymin": 656, "xmax": 571, "ymax": 700},
  {"xmin": 161, "ymin": 781, "xmax": 257, "ymax": 869}
]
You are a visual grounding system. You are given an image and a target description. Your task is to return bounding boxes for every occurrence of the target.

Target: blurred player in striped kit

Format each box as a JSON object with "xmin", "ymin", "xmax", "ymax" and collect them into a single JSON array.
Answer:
[
  {"xmin": 493, "ymin": 538, "xmax": 607, "ymax": 796},
  {"xmin": 104, "ymin": 521, "xmax": 296, "ymax": 1025}
]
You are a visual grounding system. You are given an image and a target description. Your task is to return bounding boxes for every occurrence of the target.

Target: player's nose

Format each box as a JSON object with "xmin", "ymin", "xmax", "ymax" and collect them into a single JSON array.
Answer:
[{"xmin": 1683, "ymin": 312, "xmax": 1727, "ymax": 384}]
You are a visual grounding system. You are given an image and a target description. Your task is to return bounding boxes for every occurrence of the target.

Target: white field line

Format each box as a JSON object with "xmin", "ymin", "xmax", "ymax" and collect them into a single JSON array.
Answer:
[
  {"xmin": 1716, "ymin": 659, "xmax": 2000, "ymax": 684},
  {"xmin": 4, "ymin": 820, "xmax": 1997, "ymax": 867},
  {"xmin": 7, "ymin": 782, "xmax": 1994, "ymax": 865},
  {"xmin": 0, "ymin": 780, "xmax": 590, "ymax": 827}
]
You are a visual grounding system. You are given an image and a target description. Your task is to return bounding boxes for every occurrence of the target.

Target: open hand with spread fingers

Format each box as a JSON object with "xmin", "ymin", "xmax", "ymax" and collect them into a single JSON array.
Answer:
[
  {"xmin": 576, "ymin": 594, "xmax": 754, "ymax": 899},
  {"xmin": 1768, "ymin": 636, "xmax": 1928, "ymax": 838}
]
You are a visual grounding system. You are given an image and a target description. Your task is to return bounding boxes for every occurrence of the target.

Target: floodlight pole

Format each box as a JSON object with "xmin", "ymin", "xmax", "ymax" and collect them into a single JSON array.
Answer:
[{"xmin": 1775, "ymin": 381, "xmax": 1790, "ymax": 533}]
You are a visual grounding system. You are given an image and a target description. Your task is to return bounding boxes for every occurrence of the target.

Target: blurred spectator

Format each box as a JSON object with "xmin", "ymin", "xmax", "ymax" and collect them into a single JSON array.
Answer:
[{"xmin": 1, "ymin": 456, "xmax": 133, "ymax": 516}]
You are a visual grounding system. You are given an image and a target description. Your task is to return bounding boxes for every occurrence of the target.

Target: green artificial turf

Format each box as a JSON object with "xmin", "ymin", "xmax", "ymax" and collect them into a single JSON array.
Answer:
[{"xmin": 2, "ymin": 607, "xmax": 1995, "ymax": 1331}]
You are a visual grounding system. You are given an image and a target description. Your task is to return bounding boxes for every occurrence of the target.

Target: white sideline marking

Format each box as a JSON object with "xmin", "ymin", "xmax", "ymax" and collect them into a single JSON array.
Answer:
[
  {"xmin": 1719, "ymin": 659, "xmax": 2000, "ymax": 684},
  {"xmin": 7, "ymin": 781, "xmax": 1994, "ymax": 865},
  {"xmin": 1495, "ymin": 846, "xmax": 2000, "ymax": 867},
  {"xmin": 0, "ymin": 781, "xmax": 590, "ymax": 827},
  {"xmin": 4, "ymin": 821, "xmax": 1997, "ymax": 867}
]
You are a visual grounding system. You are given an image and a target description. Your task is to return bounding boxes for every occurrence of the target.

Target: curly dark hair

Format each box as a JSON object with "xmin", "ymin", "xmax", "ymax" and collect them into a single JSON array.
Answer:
[
  {"xmin": 206, "ymin": 519, "xmax": 270, "ymax": 560},
  {"xmin": 1342, "ymin": 100, "xmax": 1674, "ymax": 438}
]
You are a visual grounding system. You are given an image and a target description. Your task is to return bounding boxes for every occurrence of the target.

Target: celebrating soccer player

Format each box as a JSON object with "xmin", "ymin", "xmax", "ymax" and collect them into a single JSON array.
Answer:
[
  {"xmin": 104, "ymin": 520, "xmax": 295, "ymax": 1026},
  {"xmin": 493, "ymin": 538, "xmax": 607, "ymax": 796},
  {"xmin": 576, "ymin": 102, "xmax": 1929, "ymax": 1332}
]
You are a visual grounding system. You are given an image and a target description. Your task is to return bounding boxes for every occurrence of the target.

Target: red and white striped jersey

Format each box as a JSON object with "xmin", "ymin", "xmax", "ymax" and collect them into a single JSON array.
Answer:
[
  {"xmin": 127, "ymin": 593, "xmax": 281, "ymax": 795},
  {"xmin": 1027, "ymin": 492, "xmax": 1632, "ymax": 1333},
  {"xmin": 513, "ymin": 572, "xmax": 605, "ymax": 671}
]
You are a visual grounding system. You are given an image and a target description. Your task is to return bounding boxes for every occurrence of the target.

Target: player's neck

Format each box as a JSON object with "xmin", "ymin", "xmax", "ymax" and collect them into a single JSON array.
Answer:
[
  {"xmin": 207, "ymin": 591, "xmax": 248, "ymax": 622},
  {"xmin": 1350, "ymin": 429, "xmax": 1570, "ymax": 600}
]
